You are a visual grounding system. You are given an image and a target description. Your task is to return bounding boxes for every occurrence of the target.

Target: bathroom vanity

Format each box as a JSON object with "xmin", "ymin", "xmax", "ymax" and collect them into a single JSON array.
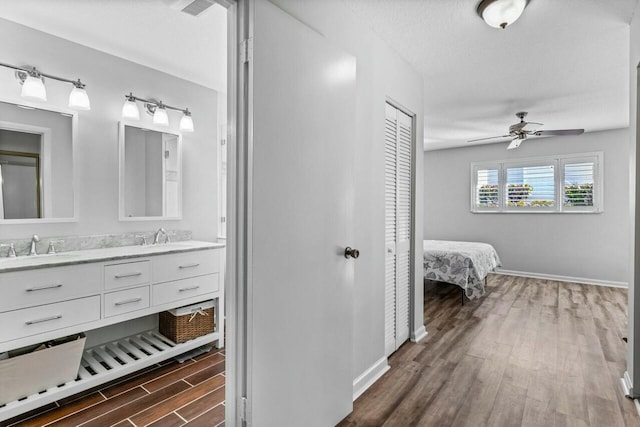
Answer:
[{"xmin": 0, "ymin": 240, "xmax": 224, "ymax": 421}]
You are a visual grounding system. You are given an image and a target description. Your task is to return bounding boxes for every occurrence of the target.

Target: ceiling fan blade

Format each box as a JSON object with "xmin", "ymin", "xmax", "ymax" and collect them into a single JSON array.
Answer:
[
  {"xmin": 535, "ymin": 129, "xmax": 584, "ymax": 136},
  {"xmin": 507, "ymin": 137, "xmax": 523, "ymax": 150},
  {"xmin": 468, "ymin": 134, "xmax": 511, "ymax": 143},
  {"xmin": 522, "ymin": 121, "xmax": 543, "ymax": 132}
]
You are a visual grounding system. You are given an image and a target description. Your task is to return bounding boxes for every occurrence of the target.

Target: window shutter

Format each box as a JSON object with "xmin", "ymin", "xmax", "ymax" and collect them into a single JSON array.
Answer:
[
  {"xmin": 474, "ymin": 167, "xmax": 499, "ymax": 209},
  {"xmin": 562, "ymin": 157, "xmax": 599, "ymax": 211},
  {"xmin": 505, "ymin": 164, "xmax": 555, "ymax": 209}
]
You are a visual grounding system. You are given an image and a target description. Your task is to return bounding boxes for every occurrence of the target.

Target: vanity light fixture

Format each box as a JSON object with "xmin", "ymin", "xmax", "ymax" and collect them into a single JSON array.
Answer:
[
  {"xmin": 152, "ymin": 103, "xmax": 170, "ymax": 127},
  {"xmin": 179, "ymin": 109, "xmax": 194, "ymax": 132},
  {"xmin": 477, "ymin": 0, "xmax": 528, "ymax": 29},
  {"xmin": 122, "ymin": 93, "xmax": 141, "ymax": 120},
  {"xmin": 121, "ymin": 92, "xmax": 194, "ymax": 132},
  {"xmin": 0, "ymin": 62, "xmax": 91, "ymax": 109}
]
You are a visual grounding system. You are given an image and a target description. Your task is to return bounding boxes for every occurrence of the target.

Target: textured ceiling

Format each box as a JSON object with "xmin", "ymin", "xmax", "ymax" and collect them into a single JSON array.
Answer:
[
  {"xmin": 0, "ymin": 0, "xmax": 227, "ymax": 93},
  {"xmin": 342, "ymin": 0, "xmax": 638, "ymax": 150}
]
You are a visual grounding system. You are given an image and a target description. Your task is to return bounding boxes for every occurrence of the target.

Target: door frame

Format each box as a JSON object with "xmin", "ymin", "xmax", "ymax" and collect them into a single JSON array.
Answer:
[{"xmin": 218, "ymin": 0, "xmax": 244, "ymax": 425}]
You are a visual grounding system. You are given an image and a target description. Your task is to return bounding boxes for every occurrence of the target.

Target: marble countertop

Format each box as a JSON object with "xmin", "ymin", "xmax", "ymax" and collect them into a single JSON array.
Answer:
[{"xmin": 0, "ymin": 240, "xmax": 225, "ymax": 273}]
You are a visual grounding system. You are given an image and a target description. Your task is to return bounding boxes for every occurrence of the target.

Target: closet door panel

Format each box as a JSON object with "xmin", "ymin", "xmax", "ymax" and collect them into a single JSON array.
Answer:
[
  {"xmin": 384, "ymin": 105, "xmax": 398, "ymax": 357},
  {"xmin": 384, "ymin": 103, "xmax": 413, "ymax": 355}
]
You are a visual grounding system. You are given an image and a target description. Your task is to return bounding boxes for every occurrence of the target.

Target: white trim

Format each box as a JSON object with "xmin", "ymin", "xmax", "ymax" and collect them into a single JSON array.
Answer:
[
  {"xmin": 494, "ymin": 269, "xmax": 628, "ymax": 288},
  {"xmin": 352, "ymin": 357, "xmax": 390, "ymax": 401},
  {"xmin": 621, "ymin": 371, "xmax": 634, "ymax": 397},
  {"xmin": 411, "ymin": 325, "xmax": 428, "ymax": 343}
]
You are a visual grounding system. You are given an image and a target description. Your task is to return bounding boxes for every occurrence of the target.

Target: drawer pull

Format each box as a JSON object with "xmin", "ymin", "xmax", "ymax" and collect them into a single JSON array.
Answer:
[
  {"xmin": 26, "ymin": 284, "xmax": 63, "ymax": 292},
  {"xmin": 114, "ymin": 272, "xmax": 143, "ymax": 279},
  {"xmin": 25, "ymin": 314, "xmax": 62, "ymax": 325},
  {"xmin": 114, "ymin": 297, "xmax": 143, "ymax": 306},
  {"xmin": 178, "ymin": 263, "xmax": 200, "ymax": 269},
  {"xmin": 179, "ymin": 285, "xmax": 200, "ymax": 292}
]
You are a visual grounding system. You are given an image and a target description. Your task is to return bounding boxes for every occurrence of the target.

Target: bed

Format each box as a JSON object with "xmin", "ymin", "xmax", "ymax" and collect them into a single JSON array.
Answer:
[{"xmin": 423, "ymin": 240, "xmax": 501, "ymax": 300}]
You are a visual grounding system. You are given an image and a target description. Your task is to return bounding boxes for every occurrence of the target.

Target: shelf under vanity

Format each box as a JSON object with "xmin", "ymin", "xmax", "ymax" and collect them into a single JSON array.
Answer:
[{"xmin": 0, "ymin": 240, "xmax": 225, "ymax": 422}]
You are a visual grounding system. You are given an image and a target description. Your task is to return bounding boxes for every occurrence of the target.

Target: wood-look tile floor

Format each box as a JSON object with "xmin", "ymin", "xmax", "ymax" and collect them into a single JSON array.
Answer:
[
  {"xmin": 2, "ymin": 346, "xmax": 225, "ymax": 427},
  {"xmin": 340, "ymin": 274, "xmax": 639, "ymax": 427}
]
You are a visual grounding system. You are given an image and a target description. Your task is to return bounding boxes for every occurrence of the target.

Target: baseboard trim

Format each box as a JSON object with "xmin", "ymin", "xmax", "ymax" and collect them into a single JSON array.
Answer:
[
  {"xmin": 411, "ymin": 326, "xmax": 428, "ymax": 343},
  {"xmin": 621, "ymin": 371, "xmax": 633, "ymax": 397},
  {"xmin": 352, "ymin": 357, "xmax": 389, "ymax": 401},
  {"xmin": 494, "ymin": 269, "xmax": 628, "ymax": 289}
]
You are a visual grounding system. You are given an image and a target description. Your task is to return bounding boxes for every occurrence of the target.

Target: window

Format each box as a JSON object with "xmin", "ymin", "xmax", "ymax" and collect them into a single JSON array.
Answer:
[{"xmin": 471, "ymin": 152, "xmax": 603, "ymax": 213}]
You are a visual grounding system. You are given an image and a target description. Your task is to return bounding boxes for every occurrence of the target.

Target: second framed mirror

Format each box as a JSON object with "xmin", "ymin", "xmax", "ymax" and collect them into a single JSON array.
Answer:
[{"xmin": 118, "ymin": 122, "xmax": 182, "ymax": 221}]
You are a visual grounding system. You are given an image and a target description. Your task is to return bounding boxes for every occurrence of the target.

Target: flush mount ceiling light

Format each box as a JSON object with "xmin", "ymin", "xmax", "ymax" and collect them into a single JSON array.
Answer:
[
  {"xmin": 0, "ymin": 62, "xmax": 91, "ymax": 109},
  {"xmin": 122, "ymin": 92, "xmax": 194, "ymax": 132},
  {"xmin": 477, "ymin": 0, "xmax": 528, "ymax": 29}
]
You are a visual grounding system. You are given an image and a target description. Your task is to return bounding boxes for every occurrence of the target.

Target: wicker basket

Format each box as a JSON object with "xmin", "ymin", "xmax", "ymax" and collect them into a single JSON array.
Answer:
[{"xmin": 159, "ymin": 300, "xmax": 215, "ymax": 344}]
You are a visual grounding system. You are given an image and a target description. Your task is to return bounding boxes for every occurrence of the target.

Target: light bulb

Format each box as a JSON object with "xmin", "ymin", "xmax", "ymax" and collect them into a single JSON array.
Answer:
[
  {"xmin": 21, "ymin": 74, "xmax": 47, "ymax": 101},
  {"xmin": 480, "ymin": 0, "xmax": 527, "ymax": 29},
  {"xmin": 122, "ymin": 99, "xmax": 140, "ymax": 120},
  {"xmin": 68, "ymin": 85, "xmax": 90, "ymax": 110},
  {"xmin": 179, "ymin": 111, "xmax": 194, "ymax": 132},
  {"xmin": 153, "ymin": 106, "xmax": 169, "ymax": 126}
]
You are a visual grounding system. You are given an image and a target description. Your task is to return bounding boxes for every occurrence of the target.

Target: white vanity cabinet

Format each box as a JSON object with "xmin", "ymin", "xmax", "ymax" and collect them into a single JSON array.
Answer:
[{"xmin": 0, "ymin": 243, "xmax": 224, "ymax": 421}]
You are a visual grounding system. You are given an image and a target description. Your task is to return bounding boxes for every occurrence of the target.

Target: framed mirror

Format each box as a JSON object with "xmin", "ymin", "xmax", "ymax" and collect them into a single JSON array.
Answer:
[
  {"xmin": 118, "ymin": 122, "xmax": 182, "ymax": 221},
  {"xmin": 0, "ymin": 100, "xmax": 77, "ymax": 223}
]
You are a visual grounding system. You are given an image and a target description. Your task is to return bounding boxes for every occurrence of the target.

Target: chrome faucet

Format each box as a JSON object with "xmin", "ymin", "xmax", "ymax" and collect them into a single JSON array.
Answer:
[
  {"xmin": 29, "ymin": 235, "xmax": 40, "ymax": 256},
  {"xmin": 0, "ymin": 243, "xmax": 16, "ymax": 258},
  {"xmin": 153, "ymin": 228, "xmax": 168, "ymax": 245}
]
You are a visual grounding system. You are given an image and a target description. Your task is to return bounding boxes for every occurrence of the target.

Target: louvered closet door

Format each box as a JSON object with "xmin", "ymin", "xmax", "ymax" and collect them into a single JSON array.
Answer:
[{"xmin": 384, "ymin": 102, "xmax": 413, "ymax": 357}]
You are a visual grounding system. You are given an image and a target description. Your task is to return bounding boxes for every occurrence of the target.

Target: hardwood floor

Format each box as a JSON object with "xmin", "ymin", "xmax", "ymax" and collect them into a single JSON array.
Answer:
[
  {"xmin": 1, "ymin": 347, "xmax": 225, "ymax": 427},
  {"xmin": 339, "ymin": 274, "xmax": 638, "ymax": 427}
]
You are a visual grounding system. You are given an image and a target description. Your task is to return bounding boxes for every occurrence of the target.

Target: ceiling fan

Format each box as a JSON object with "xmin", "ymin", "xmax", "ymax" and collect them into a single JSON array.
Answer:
[{"xmin": 468, "ymin": 112, "xmax": 585, "ymax": 149}]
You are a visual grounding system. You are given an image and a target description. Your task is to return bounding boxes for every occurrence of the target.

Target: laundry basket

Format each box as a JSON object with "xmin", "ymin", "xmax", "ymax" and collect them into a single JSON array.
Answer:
[
  {"xmin": 159, "ymin": 300, "xmax": 215, "ymax": 344},
  {"xmin": 0, "ymin": 333, "xmax": 86, "ymax": 405}
]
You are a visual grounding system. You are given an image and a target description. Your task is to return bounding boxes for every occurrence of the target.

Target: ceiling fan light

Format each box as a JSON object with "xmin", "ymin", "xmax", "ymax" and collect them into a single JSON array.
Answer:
[
  {"xmin": 21, "ymin": 74, "xmax": 47, "ymax": 101},
  {"xmin": 478, "ymin": 0, "xmax": 528, "ymax": 29}
]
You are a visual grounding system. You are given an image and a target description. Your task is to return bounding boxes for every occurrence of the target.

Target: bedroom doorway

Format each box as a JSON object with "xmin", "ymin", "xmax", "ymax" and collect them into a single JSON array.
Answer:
[{"xmin": 384, "ymin": 101, "xmax": 415, "ymax": 356}]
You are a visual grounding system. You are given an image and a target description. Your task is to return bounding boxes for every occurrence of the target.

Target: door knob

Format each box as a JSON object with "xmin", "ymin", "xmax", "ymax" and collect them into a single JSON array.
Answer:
[{"xmin": 345, "ymin": 247, "xmax": 360, "ymax": 259}]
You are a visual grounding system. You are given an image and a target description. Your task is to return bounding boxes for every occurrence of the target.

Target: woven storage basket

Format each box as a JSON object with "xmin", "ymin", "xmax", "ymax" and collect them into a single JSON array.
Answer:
[{"xmin": 159, "ymin": 300, "xmax": 215, "ymax": 344}]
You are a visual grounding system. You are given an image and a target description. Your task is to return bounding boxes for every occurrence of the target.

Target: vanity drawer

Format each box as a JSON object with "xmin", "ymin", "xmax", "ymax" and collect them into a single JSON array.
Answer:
[
  {"xmin": 0, "ymin": 295, "xmax": 101, "ymax": 343},
  {"xmin": 152, "ymin": 273, "xmax": 219, "ymax": 306},
  {"xmin": 0, "ymin": 264, "xmax": 102, "ymax": 312},
  {"xmin": 152, "ymin": 250, "xmax": 219, "ymax": 284},
  {"xmin": 104, "ymin": 260, "xmax": 151, "ymax": 290},
  {"xmin": 104, "ymin": 286, "xmax": 150, "ymax": 318}
]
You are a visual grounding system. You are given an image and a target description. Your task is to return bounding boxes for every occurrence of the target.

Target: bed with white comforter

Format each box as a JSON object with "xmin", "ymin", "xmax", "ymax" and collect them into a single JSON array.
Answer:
[{"xmin": 423, "ymin": 240, "xmax": 501, "ymax": 299}]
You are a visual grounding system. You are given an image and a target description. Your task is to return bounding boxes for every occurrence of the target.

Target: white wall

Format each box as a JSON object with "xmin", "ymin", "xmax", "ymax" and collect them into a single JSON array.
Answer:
[
  {"xmin": 0, "ymin": 18, "xmax": 219, "ymax": 241},
  {"xmin": 269, "ymin": 0, "xmax": 425, "ymax": 388},
  {"xmin": 424, "ymin": 128, "xmax": 630, "ymax": 285}
]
